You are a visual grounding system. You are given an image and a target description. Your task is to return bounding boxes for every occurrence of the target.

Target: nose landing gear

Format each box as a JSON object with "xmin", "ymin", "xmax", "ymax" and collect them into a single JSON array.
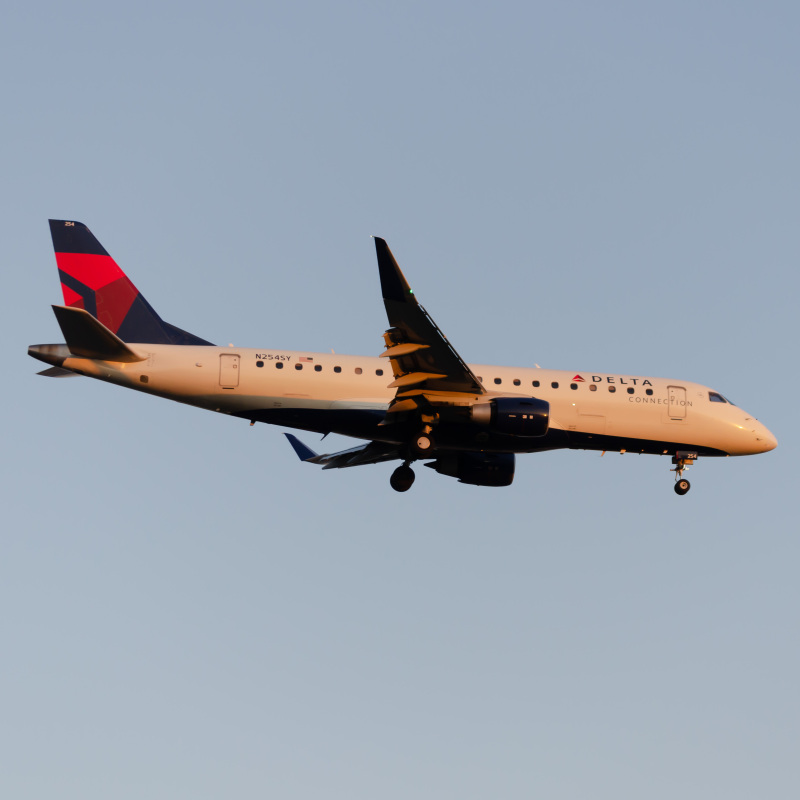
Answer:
[
  {"xmin": 671, "ymin": 451, "xmax": 697, "ymax": 496},
  {"xmin": 674, "ymin": 477, "xmax": 691, "ymax": 495}
]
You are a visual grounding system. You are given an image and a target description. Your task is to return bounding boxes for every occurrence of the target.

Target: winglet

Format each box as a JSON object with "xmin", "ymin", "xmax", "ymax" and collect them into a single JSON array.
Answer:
[
  {"xmin": 373, "ymin": 237, "xmax": 415, "ymax": 304},
  {"xmin": 284, "ymin": 433, "xmax": 319, "ymax": 462}
]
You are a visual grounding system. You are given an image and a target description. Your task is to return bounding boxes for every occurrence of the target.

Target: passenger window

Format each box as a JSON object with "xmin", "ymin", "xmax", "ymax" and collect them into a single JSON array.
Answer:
[
  {"xmin": 276, "ymin": 362, "xmax": 283, "ymax": 369},
  {"xmin": 355, "ymin": 368, "xmax": 362, "ymax": 375},
  {"xmin": 589, "ymin": 384, "xmax": 597, "ymax": 392},
  {"xmin": 314, "ymin": 364, "xmax": 322, "ymax": 372},
  {"xmin": 532, "ymin": 380, "xmax": 540, "ymax": 388},
  {"xmin": 709, "ymin": 391, "xmax": 726, "ymax": 403},
  {"xmin": 334, "ymin": 366, "xmax": 341, "ymax": 373},
  {"xmin": 570, "ymin": 383, "xmax": 578, "ymax": 390},
  {"xmin": 513, "ymin": 379, "xmax": 520, "ymax": 386},
  {"xmin": 551, "ymin": 382, "xmax": 559, "ymax": 389},
  {"xmin": 608, "ymin": 385, "xmax": 616, "ymax": 393},
  {"xmin": 494, "ymin": 378, "xmax": 502, "ymax": 385},
  {"xmin": 645, "ymin": 388, "xmax": 653, "ymax": 396},
  {"xmin": 627, "ymin": 387, "xmax": 634, "ymax": 394},
  {"xmin": 376, "ymin": 369, "xmax": 383, "ymax": 376},
  {"xmin": 295, "ymin": 363, "xmax": 303, "ymax": 370},
  {"xmin": 256, "ymin": 361, "xmax": 264, "ymax": 368}
]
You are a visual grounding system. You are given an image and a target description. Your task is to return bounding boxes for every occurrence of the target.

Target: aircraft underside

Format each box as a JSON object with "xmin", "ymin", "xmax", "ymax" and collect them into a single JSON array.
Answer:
[{"xmin": 236, "ymin": 407, "xmax": 730, "ymax": 458}]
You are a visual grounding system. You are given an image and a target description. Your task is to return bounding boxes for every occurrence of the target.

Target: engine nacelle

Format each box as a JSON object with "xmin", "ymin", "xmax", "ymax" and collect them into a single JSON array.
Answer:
[
  {"xmin": 471, "ymin": 397, "xmax": 550, "ymax": 436},
  {"xmin": 428, "ymin": 452, "xmax": 515, "ymax": 487}
]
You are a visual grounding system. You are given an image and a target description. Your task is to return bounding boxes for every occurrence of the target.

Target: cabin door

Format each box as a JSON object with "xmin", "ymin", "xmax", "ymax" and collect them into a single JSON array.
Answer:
[
  {"xmin": 667, "ymin": 385, "xmax": 686, "ymax": 420},
  {"xmin": 219, "ymin": 354, "xmax": 240, "ymax": 388}
]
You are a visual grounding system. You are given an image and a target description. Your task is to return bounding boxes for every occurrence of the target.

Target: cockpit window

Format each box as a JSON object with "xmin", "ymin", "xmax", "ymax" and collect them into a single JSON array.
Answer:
[{"xmin": 709, "ymin": 391, "xmax": 727, "ymax": 403}]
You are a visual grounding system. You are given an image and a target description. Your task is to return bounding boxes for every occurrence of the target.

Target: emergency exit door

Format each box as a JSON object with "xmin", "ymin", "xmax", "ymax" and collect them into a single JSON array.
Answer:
[{"xmin": 219, "ymin": 354, "xmax": 240, "ymax": 388}]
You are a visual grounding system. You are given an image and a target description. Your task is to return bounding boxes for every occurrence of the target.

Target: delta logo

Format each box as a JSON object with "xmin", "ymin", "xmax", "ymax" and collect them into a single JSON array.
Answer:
[{"xmin": 572, "ymin": 374, "xmax": 653, "ymax": 386}]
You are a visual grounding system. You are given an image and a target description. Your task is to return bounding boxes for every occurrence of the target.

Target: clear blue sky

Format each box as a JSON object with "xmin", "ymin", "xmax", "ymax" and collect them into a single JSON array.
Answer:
[{"xmin": 3, "ymin": 2, "xmax": 798, "ymax": 798}]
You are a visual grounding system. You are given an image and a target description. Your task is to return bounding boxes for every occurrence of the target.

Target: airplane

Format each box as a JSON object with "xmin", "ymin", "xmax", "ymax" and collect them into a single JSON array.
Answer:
[{"xmin": 28, "ymin": 220, "xmax": 777, "ymax": 495}]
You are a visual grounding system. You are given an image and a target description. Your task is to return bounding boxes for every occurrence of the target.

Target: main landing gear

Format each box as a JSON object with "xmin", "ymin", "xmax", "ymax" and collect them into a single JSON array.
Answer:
[
  {"xmin": 390, "ymin": 462, "xmax": 416, "ymax": 492},
  {"xmin": 409, "ymin": 414, "xmax": 438, "ymax": 458},
  {"xmin": 671, "ymin": 451, "xmax": 697, "ymax": 496},
  {"xmin": 411, "ymin": 431, "xmax": 435, "ymax": 457},
  {"xmin": 392, "ymin": 423, "xmax": 436, "ymax": 491}
]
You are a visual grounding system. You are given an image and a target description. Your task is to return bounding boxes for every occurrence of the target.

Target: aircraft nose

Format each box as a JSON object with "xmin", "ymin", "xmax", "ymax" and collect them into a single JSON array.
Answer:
[{"xmin": 751, "ymin": 420, "xmax": 778, "ymax": 453}]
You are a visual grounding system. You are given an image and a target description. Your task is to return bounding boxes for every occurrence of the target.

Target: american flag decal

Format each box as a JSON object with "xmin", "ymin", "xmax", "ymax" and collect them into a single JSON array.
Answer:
[{"xmin": 299, "ymin": 356, "xmax": 313, "ymax": 362}]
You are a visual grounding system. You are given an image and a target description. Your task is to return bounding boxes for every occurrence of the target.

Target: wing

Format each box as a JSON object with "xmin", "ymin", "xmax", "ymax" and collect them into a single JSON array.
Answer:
[
  {"xmin": 374, "ymin": 237, "xmax": 486, "ymax": 419},
  {"xmin": 284, "ymin": 434, "xmax": 403, "ymax": 469}
]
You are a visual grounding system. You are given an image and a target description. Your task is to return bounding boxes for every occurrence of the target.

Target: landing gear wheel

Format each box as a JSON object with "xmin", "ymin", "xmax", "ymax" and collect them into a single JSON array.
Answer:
[
  {"xmin": 390, "ymin": 464, "xmax": 415, "ymax": 492},
  {"xmin": 411, "ymin": 432, "xmax": 435, "ymax": 457},
  {"xmin": 674, "ymin": 478, "xmax": 691, "ymax": 496},
  {"xmin": 671, "ymin": 452, "xmax": 696, "ymax": 496}
]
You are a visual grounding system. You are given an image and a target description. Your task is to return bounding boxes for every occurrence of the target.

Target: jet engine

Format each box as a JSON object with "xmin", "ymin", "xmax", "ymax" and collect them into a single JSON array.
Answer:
[
  {"xmin": 427, "ymin": 452, "xmax": 516, "ymax": 487},
  {"xmin": 470, "ymin": 397, "xmax": 549, "ymax": 436}
]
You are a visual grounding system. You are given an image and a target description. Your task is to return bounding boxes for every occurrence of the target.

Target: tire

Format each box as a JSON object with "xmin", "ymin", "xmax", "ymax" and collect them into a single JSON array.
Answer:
[
  {"xmin": 674, "ymin": 479, "xmax": 691, "ymax": 496},
  {"xmin": 390, "ymin": 465, "xmax": 415, "ymax": 492}
]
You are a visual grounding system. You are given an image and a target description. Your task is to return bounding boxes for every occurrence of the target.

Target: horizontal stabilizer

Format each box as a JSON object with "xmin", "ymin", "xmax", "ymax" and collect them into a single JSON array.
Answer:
[
  {"xmin": 37, "ymin": 366, "xmax": 79, "ymax": 378},
  {"xmin": 284, "ymin": 433, "xmax": 319, "ymax": 462},
  {"xmin": 284, "ymin": 433, "xmax": 402, "ymax": 469},
  {"xmin": 52, "ymin": 305, "xmax": 147, "ymax": 362}
]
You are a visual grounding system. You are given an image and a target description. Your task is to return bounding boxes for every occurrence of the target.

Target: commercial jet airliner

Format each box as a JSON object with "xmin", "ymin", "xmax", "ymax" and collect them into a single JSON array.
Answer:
[{"xmin": 29, "ymin": 220, "xmax": 777, "ymax": 494}]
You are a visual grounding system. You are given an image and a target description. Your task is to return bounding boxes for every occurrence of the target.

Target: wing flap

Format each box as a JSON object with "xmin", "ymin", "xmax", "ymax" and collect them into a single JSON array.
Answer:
[
  {"xmin": 387, "ymin": 371, "xmax": 448, "ymax": 389},
  {"xmin": 379, "ymin": 342, "xmax": 431, "ymax": 359}
]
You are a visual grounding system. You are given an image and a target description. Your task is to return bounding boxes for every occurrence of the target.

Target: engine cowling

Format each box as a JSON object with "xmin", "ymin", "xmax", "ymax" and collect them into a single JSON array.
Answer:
[
  {"xmin": 471, "ymin": 397, "xmax": 550, "ymax": 436},
  {"xmin": 428, "ymin": 452, "xmax": 515, "ymax": 487}
]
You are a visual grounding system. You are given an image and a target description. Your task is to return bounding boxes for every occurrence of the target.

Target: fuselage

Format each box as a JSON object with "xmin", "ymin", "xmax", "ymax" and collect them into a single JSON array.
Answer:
[{"xmin": 32, "ymin": 343, "xmax": 777, "ymax": 459}]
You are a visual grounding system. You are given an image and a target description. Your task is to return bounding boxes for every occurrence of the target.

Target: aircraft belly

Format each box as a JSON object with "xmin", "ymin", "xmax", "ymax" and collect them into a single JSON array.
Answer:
[{"xmin": 236, "ymin": 407, "xmax": 387, "ymax": 439}]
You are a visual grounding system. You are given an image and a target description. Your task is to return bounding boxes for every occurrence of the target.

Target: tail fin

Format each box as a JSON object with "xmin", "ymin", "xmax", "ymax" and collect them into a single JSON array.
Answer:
[{"xmin": 49, "ymin": 219, "xmax": 214, "ymax": 346}]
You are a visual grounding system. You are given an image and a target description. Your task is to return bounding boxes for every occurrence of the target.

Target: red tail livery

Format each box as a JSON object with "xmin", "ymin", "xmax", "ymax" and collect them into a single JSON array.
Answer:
[{"xmin": 49, "ymin": 220, "xmax": 212, "ymax": 346}]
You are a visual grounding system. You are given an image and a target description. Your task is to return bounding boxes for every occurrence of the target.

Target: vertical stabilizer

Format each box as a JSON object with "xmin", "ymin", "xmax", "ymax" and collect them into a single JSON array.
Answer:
[{"xmin": 49, "ymin": 220, "xmax": 213, "ymax": 346}]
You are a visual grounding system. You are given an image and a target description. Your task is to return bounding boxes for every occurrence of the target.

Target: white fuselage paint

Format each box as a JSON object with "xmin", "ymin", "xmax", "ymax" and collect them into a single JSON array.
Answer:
[{"xmin": 58, "ymin": 344, "xmax": 777, "ymax": 457}]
